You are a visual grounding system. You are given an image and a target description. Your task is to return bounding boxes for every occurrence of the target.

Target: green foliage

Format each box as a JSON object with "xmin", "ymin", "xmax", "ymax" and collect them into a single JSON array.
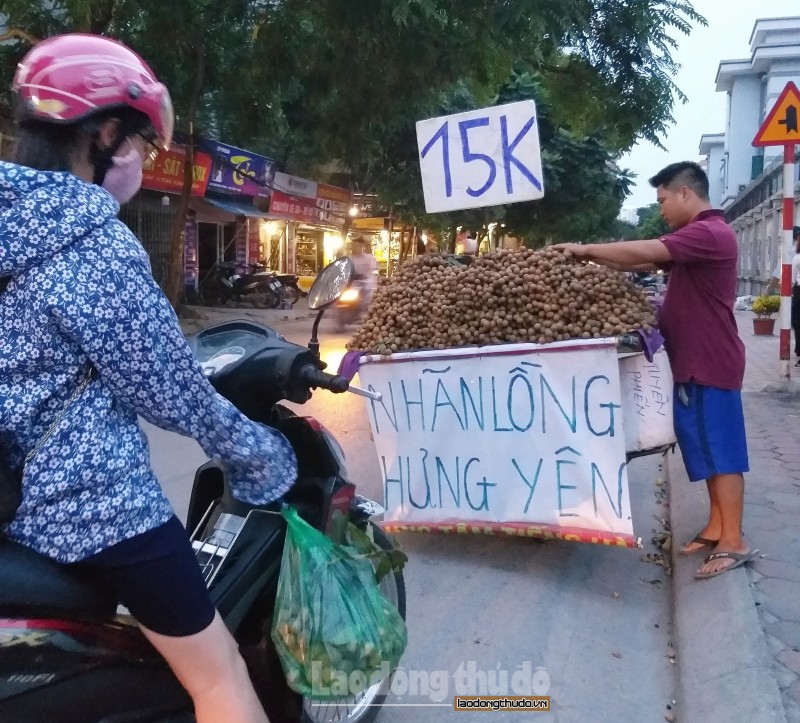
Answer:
[
  {"xmin": 752, "ymin": 295, "xmax": 780, "ymax": 317},
  {"xmin": 0, "ymin": 0, "xmax": 706, "ymax": 276},
  {"xmin": 559, "ymin": 0, "xmax": 705, "ymax": 149},
  {"xmin": 610, "ymin": 219, "xmax": 640, "ymax": 241},
  {"xmin": 636, "ymin": 203, "xmax": 670, "ymax": 239}
]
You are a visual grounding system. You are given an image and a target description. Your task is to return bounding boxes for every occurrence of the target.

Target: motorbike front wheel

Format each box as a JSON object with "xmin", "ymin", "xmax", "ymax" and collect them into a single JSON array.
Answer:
[
  {"xmin": 198, "ymin": 278, "xmax": 227, "ymax": 306},
  {"xmin": 282, "ymin": 285, "xmax": 301, "ymax": 305},
  {"xmin": 302, "ymin": 524, "xmax": 406, "ymax": 723},
  {"xmin": 252, "ymin": 289, "xmax": 280, "ymax": 309}
]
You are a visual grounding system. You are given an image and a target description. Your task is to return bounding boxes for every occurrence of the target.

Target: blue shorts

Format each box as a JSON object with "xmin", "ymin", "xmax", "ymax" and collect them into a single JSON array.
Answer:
[
  {"xmin": 71, "ymin": 516, "xmax": 216, "ymax": 637},
  {"xmin": 673, "ymin": 382, "xmax": 749, "ymax": 482}
]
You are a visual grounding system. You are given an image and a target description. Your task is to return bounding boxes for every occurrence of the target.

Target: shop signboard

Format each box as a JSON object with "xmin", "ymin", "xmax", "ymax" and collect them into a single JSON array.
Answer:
[
  {"xmin": 269, "ymin": 172, "xmax": 351, "ymax": 229},
  {"xmin": 142, "ymin": 146, "xmax": 212, "ymax": 196},
  {"xmin": 203, "ymin": 140, "xmax": 277, "ymax": 198},
  {"xmin": 357, "ymin": 339, "xmax": 651, "ymax": 547},
  {"xmin": 273, "ymin": 171, "xmax": 317, "ymax": 199},
  {"xmin": 269, "ymin": 191, "xmax": 322, "ymax": 225},
  {"xmin": 317, "ymin": 183, "xmax": 352, "ymax": 228}
]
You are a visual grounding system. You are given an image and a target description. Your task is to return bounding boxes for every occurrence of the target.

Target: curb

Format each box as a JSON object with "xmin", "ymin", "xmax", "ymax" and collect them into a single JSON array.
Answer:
[
  {"xmin": 667, "ymin": 449, "xmax": 786, "ymax": 723},
  {"xmin": 761, "ymin": 380, "xmax": 800, "ymax": 394}
]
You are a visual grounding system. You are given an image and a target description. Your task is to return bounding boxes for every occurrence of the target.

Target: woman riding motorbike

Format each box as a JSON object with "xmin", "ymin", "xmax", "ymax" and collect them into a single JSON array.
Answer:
[{"xmin": 0, "ymin": 34, "xmax": 296, "ymax": 723}]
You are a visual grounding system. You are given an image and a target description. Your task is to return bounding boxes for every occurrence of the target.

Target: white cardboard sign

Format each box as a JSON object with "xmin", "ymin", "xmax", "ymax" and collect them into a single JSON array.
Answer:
[
  {"xmin": 357, "ymin": 339, "xmax": 635, "ymax": 544},
  {"xmin": 416, "ymin": 100, "xmax": 544, "ymax": 214},
  {"xmin": 619, "ymin": 349, "xmax": 676, "ymax": 454}
]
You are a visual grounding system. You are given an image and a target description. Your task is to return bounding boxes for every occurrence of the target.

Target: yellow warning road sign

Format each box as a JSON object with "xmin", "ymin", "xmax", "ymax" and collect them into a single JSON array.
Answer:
[{"xmin": 753, "ymin": 81, "xmax": 800, "ymax": 146}]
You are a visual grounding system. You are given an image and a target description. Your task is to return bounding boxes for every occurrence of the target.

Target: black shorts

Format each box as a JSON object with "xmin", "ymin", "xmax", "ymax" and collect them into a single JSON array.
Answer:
[{"xmin": 72, "ymin": 516, "xmax": 217, "ymax": 637}]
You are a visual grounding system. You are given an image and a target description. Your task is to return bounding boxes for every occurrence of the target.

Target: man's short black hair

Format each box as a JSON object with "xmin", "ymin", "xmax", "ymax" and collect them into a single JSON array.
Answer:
[
  {"xmin": 648, "ymin": 162, "xmax": 710, "ymax": 201},
  {"xmin": 793, "ymin": 226, "xmax": 800, "ymax": 239}
]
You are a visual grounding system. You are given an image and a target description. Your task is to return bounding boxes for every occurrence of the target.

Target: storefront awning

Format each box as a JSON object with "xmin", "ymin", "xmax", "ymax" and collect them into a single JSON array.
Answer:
[{"xmin": 205, "ymin": 195, "xmax": 272, "ymax": 218}]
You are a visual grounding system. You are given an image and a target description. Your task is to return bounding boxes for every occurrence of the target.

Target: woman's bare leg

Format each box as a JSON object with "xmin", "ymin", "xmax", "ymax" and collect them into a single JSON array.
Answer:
[{"xmin": 141, "ymin": 611, "xmax": 269, "ymax": 723}]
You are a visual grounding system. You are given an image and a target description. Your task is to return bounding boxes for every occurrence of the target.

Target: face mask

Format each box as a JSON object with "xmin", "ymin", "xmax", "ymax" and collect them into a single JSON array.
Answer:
[{"xmin": 101, "ymin": 140, "xmax": 143, "ymax": 204}]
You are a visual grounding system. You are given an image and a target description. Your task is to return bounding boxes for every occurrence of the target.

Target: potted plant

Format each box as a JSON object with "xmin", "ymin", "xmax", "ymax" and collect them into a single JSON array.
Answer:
[{"xmin": 751, "ymin": 294, "xmax": 781, "ymax": 335}]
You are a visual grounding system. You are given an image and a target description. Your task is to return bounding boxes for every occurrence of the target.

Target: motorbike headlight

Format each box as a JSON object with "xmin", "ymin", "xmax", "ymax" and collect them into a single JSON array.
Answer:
[{"xmin": 340, "ymin": 288, "xmax": 360, "ymax": 302}]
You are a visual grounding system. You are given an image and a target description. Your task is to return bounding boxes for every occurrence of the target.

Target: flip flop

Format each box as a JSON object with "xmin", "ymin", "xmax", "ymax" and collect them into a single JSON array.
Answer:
[
  {"xmin": 680, "ymin": 530, "xmax": 746, "ymax": 555},
  {"xmin": 695, "ymin": 549, "xmax": 759, "ymax": 580},
  {"xmin": 680, "ymin": 534, "xmax": 718, "ymax": 555}
]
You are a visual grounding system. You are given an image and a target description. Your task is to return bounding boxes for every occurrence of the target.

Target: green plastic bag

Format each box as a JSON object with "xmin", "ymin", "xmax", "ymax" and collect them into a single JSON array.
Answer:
[{"xmin": 271, "ymin": 506, "xmax": 408, "ymax": 699}]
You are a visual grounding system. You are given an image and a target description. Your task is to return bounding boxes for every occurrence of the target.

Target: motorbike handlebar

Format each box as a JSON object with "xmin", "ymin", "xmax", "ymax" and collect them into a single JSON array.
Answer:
[{"xmin": 298, "ymin": 365, "xmax": 350, "ymax": 393}]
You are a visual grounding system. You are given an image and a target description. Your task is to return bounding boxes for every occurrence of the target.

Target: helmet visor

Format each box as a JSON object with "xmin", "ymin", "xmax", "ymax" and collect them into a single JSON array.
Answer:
[{"xmin": 157, "ymin": 86, "xmax": 174, "ymax": 150}]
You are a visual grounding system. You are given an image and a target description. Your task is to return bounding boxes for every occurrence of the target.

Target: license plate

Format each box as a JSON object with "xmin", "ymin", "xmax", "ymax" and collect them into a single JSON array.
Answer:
[{"xmin": 269, "ymin": 281, "xmax": 281, "ymax": 291}]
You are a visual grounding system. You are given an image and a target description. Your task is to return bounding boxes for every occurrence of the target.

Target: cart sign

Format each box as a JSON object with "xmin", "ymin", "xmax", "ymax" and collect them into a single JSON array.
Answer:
[
  {"xmin": 416, "ymin": 100, "xmax": 544, "ymax": 214},
  {"xmin": 619, "ymin": 349, "xmax": 675, "ymax": 454},
  {"xmin": 357, "ymin": 339, "xmax": 640, "ymax": 546}
]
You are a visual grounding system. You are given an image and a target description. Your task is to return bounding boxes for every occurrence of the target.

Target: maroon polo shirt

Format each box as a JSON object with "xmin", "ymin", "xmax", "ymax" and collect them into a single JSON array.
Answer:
[{"xmin": 658, "ymin": 209, "xmax": 745, "ymax": 390}]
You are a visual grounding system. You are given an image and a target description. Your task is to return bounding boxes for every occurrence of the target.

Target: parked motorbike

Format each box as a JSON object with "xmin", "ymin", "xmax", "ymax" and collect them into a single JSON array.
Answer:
[
  {"xmin": 250, "ymin": 264, "xmax": 304, "ymax": 305},
  {"xmin": 198, "ymin": 261, "xmax": 283, "ymax": 308},
  {"xmin": 0, "ymin": 257, "xmax": 406, "ymax": 723},
  {"xmin": 628, "ymin": 271, "xmax": 666, "ymax": 298}
]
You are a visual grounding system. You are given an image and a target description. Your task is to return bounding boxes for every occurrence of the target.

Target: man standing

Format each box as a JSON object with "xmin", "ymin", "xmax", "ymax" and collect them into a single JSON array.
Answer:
[
  {"xmin": 789, "ymin": 227, "xmax": 800, "ymax": 365},
  {"xmin": 557, "ymin": 161, "xmax": 754, "ymax": 579}
]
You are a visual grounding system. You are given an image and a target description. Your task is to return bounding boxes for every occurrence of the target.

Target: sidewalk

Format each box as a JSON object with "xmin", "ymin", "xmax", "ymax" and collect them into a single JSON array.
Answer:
[{"xmin": 671, "ymin": 310, "xmax": 800, "ymax": 723}]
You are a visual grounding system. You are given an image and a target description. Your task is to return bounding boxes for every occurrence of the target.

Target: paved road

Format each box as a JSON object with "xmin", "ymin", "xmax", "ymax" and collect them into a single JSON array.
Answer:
[{"xmin": 144, "ymin": 314, "xmax": 677, "ymax": 722}]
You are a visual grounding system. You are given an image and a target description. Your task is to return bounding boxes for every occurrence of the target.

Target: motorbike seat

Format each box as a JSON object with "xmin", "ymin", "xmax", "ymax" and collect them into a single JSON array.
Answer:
[{"xmin": 0, "ymin": 540, "xmax": 116, "ymax": 618}]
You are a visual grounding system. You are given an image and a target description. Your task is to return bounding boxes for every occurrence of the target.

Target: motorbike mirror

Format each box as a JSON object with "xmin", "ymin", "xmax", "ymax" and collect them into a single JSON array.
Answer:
[{"xmin": 308, "ymin": 258, "xmax": 355, "ymax": 310}]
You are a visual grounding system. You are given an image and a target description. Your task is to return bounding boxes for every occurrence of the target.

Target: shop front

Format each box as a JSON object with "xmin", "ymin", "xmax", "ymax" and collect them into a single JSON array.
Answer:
[
  {"xmin": 161, "ymin": 142, "xmax": 277, "ymax": 294},
  {"xmin": 198, "ymin": 195, "xmax": 272, "ymax": 273},
  {"xmin": 134, "ymin": 143, "xmax": 214, "ymax": 289},
  {"xmin": 138, "ymin": 139, "xmax": 278, "ymax": 294},
  {"xmin": 135, "ymin": 137, "xmax": 354, "ymax": 299},
  {"xmin": 351, "ymin": 216, "xmax": 416, "ymax": 276},
  {"xmin": 269, "ymin": 172, "xmax": 352, "ymax": 291}
]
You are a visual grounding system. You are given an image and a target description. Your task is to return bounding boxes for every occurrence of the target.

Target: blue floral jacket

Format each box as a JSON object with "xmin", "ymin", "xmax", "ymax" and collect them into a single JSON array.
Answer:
[{"xmin": 0, "ymin": 162, "xmax": 298, "ymax": 562}]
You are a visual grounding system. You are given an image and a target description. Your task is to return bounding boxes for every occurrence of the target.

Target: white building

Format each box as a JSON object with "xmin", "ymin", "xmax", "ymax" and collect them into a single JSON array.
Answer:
[
  {"xmin": 701, "ymin": 16, "xmax": 800, "ymax": 210},
  {"xmin": 696, "ymin": 16, "xmax": 800, "ymax": 295},
  {"xmin": 698, "ymin": 133, "xmax": 725, "ymax": 207}
]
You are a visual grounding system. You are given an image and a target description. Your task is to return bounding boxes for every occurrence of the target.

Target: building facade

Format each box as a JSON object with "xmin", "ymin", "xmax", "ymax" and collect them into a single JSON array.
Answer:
[{"xmin": 700, "ymin": 16, "xmax": 800, "ymax": 294}]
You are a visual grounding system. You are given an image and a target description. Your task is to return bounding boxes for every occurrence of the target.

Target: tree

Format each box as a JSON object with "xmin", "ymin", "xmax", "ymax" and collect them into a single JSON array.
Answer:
[
  {"xmin": 0, "ymin": 0, "xmax": 266, "ymax": 307},
  {"xmin": 0, "ymin": 0, "xmax": 705, "ymax": 289},
  {"xmin": 110, "ymin": 0, "xmax": 276, "ymax": 307},
  {"xmin": 0, "ymin": 1, "xmax": 120, "ymax": 107},
  {"xmin": 609, "ymin": 218, "xmax": 640, "ymax": 241},
  {"xmin": 636, "ymin": 204, "xmax": 669, "ymax": 238},
  {"xmin": 246, "ymin": 0, "xmax": 703, "ymax": 247}
]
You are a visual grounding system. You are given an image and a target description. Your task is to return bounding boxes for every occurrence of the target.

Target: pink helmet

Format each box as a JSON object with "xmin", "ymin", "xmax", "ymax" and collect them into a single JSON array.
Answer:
[{"xmin": 13, "ymin": 33, "xmax": 174, "ymax": 149}]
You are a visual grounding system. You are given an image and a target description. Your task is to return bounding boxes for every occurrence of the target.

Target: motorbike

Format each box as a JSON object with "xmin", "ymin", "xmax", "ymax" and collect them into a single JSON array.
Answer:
[
  {"xmin": 250, "ymin": 264, "xmax": 304, "ymax": 305},
  {"xmin": 334, "ymin": 275, "xmax": 375, "ymax": 332},
  {"xmin": 198, "ymin": 261, "xmax": 284, "ymax": 309},
  {"xmin": 0, "ymin": 257, "xmax": 406, "ymax": 723},
  {"xmin": 628, "ymin": 271, "xmax": 666, "ymax": 297}
]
